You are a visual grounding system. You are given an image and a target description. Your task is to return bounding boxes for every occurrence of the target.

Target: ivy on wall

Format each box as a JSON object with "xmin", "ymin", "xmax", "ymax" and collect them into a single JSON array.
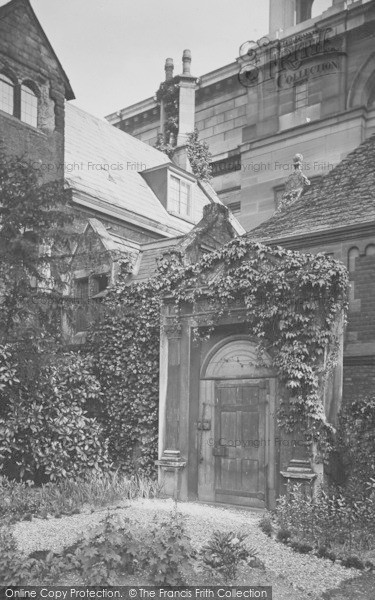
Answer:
[
  {"xmin": 88, "ymin": 237, "xmax": 348, "ymax": 473},
  {"xmin": 186, "ymin": 128, "xmax": 212, "ymax": 182},
  {"xmin": 155, "ymin": 81, "xmax": 179, "ymax": 156}
]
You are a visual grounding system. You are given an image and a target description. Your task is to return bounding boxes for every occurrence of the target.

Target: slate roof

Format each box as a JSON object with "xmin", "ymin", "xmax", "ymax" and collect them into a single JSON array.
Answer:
[
  {"xmin": 248, "ymin": 134, "xmax": 375, "ymax": 242},
  {"xmin": 65, "ymin": 104, "xmax": 204, "ymax": 238}
]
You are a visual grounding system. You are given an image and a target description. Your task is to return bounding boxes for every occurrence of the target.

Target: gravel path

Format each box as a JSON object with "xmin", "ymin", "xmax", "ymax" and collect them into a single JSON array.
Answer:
[{"xmin": 13, "ymin": 498, "xmax": 358, "ymax": 598}]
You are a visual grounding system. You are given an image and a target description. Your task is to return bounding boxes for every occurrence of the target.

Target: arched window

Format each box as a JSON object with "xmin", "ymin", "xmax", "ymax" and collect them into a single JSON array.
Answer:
[
  {"xmin": 348, "ymin": 247, "xmax": 360, "ymax": 272},
  {"xmin": 365, "ymin": 244, "xmax": 375, "ymax": 256},
  {"xmin": 0, "ymin": 73, "xmax": 15, "ymax": 115},
  {"xmin": 21, "ymin": 83, "xmax": 38, "ymax": 127}
]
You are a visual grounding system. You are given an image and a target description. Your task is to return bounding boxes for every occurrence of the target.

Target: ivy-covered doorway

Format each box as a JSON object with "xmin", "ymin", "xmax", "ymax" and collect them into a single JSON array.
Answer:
[{"xmin": 197, "ymin": 337, "xmax": 277, "ymax": 509}]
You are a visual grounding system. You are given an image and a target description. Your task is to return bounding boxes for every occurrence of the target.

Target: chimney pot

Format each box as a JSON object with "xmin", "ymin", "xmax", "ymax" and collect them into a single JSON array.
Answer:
[
  {"xmin": 165, "ymin": 58, "xmax": 174, "ymax": 81},
  {"xmin": 182, "ymin": 49, "xmax": 192, "ymax": 75}
]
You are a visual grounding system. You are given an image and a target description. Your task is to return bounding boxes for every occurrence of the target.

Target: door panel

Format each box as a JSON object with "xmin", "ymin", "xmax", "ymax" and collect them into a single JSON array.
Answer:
[{"xmin": 214, "ymin": 381, "xmax": 266, "ymax": 507}]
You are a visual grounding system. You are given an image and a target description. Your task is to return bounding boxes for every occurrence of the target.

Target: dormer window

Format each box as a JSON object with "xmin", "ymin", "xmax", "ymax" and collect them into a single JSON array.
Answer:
[
  {"xmin": 0, "ymin": 74, "xmax": 15, "ymax": 115},
  {"xmin": 169, "ymin": 174, "xmax": 192, "ymax": 217},
  {"xmin": 21, "ymin": 83, "xmax": 38, "ymax": 127}
]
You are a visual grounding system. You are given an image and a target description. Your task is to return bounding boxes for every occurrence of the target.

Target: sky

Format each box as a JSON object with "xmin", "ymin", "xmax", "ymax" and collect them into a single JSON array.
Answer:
[
  {"xmin": 1, "ymin": 0, "xmax": 332, "ymax": 119},
  {"xmin": 5, "ymin": 0, "xmax": 269, "ymax": 117}
]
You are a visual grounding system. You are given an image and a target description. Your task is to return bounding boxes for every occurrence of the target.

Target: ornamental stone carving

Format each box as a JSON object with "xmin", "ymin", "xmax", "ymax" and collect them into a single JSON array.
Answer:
[{"xmin": 277, "ymin": 154, "xmax": 310, "ymax": 212}]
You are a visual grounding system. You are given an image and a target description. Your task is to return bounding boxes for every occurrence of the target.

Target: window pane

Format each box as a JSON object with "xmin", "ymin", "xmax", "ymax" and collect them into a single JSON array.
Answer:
[
  {"xmin": 180, "ymin": 180, "xmax": 191, "ymax": 215},
  {"xmin": 0, "ymin": 74, "xmax": 14, "ymax": 115},
  {"xmin": 170, "ymin": 175, "xmax": 180, "ymax": 213},
  {"xmin": 21, "ymin": 84, "xmax": 38, "ymax": 127},
  {"xmin": 169, "ymin": 175, "xmax": 192, "ymax": 216}
]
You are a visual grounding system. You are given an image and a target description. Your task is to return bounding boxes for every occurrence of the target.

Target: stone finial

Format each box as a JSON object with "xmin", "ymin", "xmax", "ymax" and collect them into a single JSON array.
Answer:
[
  {"xmin": 277, "ymin": 153, "xmax": 310, "ymax": 212},
  {"xmin": 182, "ymin": 49, "xmax": 192, "ymax": 75},
  {"xmin": 164, "ymin": 58, "xmax": 174, "ymax": 81}
]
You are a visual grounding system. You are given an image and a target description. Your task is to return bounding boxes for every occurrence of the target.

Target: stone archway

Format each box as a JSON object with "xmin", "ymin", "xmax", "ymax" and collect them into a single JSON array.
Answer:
[{"xmin": 197, "ymin": 336, "xmax": 277, "ymax": 508}]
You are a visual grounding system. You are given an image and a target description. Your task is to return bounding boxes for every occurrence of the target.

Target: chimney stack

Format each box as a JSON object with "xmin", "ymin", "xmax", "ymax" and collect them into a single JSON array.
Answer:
[
  {"xmin": 165, "ymin": 57, "xmax": 174, "ymax": 81},
  {"xmin": 182, "ymin": 49, "xmax": 192, "ymax": 75},
  {"xmin": 176, "ymin": 49, "xmax": 197, "ymax": 148}
]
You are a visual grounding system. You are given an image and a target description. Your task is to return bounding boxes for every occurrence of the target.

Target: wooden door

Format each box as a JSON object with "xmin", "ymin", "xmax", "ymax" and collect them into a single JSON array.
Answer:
[{"xmin": 214, "ymin": 381, "xmax": 267, "ymax": 507}]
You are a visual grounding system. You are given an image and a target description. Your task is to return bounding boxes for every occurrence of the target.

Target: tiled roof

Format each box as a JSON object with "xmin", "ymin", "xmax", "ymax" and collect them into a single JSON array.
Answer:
[
  {"xmin": 248, "ymin": 134, "xmax": 375, "ymax": 242},
  {"xmin": 65, "ymin": 104, "xmax": 196, "ymax": 238}
]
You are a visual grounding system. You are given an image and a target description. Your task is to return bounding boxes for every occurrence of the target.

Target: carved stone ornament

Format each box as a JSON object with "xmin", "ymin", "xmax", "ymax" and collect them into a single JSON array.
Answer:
[{"xmin": 277, "ymin": 154, "xmax": 310, "ymax": 212}]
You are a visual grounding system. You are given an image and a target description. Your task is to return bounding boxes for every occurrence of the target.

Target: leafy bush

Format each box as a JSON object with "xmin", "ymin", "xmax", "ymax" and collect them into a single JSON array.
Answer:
[
  {"xmin": 316, "ymin": 546, "xmax": 336, "ymax": 562},
  {"xmin": 259, "ymin": 513, "xmax": 273, "ymax": 537},
  {"xmin": 341, "ymin": 556, "xmax": 365, "ymax": 570},
  {"xmin": 0, "ymin": 353, "xmax": 110, "ymax": 483},
  {"xmin": 199, "ymin": 531, "xmax": 258, "ymax": 583},
  {"xmin": 289, "ymin": 541, "xmax": 313, "ymax": 554},
  {"xmin": 63, "ymin": 514, "xmax": 139, "ymax": 585},
  {"xmin": 333, "ymin": 395, "xmax": 375, "ymax": 496},
  {"xmin": 65, "ymin": 508, "xmax": 195, "ymax": 586},
  {"xmin": 274, "ymin": 482, "xmax": 375, "ymax": 559},
  {"xmin": 0, "ymin": 525, "xmax": 66, "ymax": 585},
  {"xmin": 276, "ymin": 528, "xmax": 291, "ymax": 544},
  {"xmin": 139, "ymin": 510, "xmax": 196, "ymax": 585}
]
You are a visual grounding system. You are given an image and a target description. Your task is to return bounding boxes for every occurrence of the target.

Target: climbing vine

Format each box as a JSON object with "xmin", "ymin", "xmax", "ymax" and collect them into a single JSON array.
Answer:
[
  {"xmin": 186, "ymin": 128, "xmax": 212, "ymax": 181},
  {"xmin": 155, "ymin": 81, "xmax": 179, "ymax": 154},
  {"xmin": 88, "ymin": 237, "xmax": 348, "ymax": 473}
]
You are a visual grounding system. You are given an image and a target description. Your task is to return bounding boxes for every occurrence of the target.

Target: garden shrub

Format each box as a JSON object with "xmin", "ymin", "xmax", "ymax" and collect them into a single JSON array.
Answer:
[
  {"xmin": 259, "ymin": 513, "xmax": 273, "ymax": 537},
  {"xmin": 199, "ymin": 531, "xmax": 259, "ymax": 583},
  {"xmin": 139, "ymin": 510, "xmax": 196, "ymax": 585},
  {"xmin": 290, "ymin": 541, "xmax": 313, "ymax": 554},
  {"xmin": 333, "ymin": 395, "xmax": 375, "ymax": 497},
  {"xmin": 276, "ymin": 528, "xmax": 291, "ymax": 544},
  {"xmin": 341, "ymin": 556, "xmax": 365, "ymax": 570},
  {"xmin": 63, "ymin": 514, "xmax": 139, "ymax": 585},
  {"xmin": 0, "ymin": 525, "xmax": 66, "ymax": 585},
  {"xmin": 0, "ymin": 353, "xmax": 110, "ymax": 482},
  {"xmin": 274, "ymin": 482, "xmax": 375, "ymax": 559}
]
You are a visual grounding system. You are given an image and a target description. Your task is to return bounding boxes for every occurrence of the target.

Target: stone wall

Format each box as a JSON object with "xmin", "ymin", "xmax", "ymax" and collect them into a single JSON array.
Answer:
[
  {"xmin": 0, "ymin": 0, "xmax": 68, "ymax": 183},
  {"xmin": 109, "ymin": 2, "xmax": 375, "ymax": 231}
]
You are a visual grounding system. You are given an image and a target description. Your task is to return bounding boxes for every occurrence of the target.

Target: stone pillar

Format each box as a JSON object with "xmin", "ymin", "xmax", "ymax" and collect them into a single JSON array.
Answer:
[{"xmin": 157, "ymin": 308, "xmax": 187, "ymax": 499}]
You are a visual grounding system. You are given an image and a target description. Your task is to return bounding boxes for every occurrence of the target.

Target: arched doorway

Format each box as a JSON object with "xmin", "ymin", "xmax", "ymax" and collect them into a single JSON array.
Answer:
[{"xmin": 197, "ymin": 336, "xmax": 277, "ymax": 508}]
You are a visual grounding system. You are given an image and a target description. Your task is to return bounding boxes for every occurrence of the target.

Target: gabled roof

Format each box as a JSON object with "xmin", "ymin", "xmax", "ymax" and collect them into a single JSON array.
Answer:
[
  {"xmin": 130, "ymin": 203, "xmax": 245, "ymax": 282},
  {"xmin": 85, "ymin": 218, "xmax": 140, "ymax": 256},
  {"xmin": 0, "ymin": 0, "xmax": 74, "ymax": 100},
  {"xmin": 248, "ymin": 134, "xmax": 375, "ymax": 242},
  {"xmin": 65, "ymin": 104, "xmax": 214, "ymax": 239}
]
